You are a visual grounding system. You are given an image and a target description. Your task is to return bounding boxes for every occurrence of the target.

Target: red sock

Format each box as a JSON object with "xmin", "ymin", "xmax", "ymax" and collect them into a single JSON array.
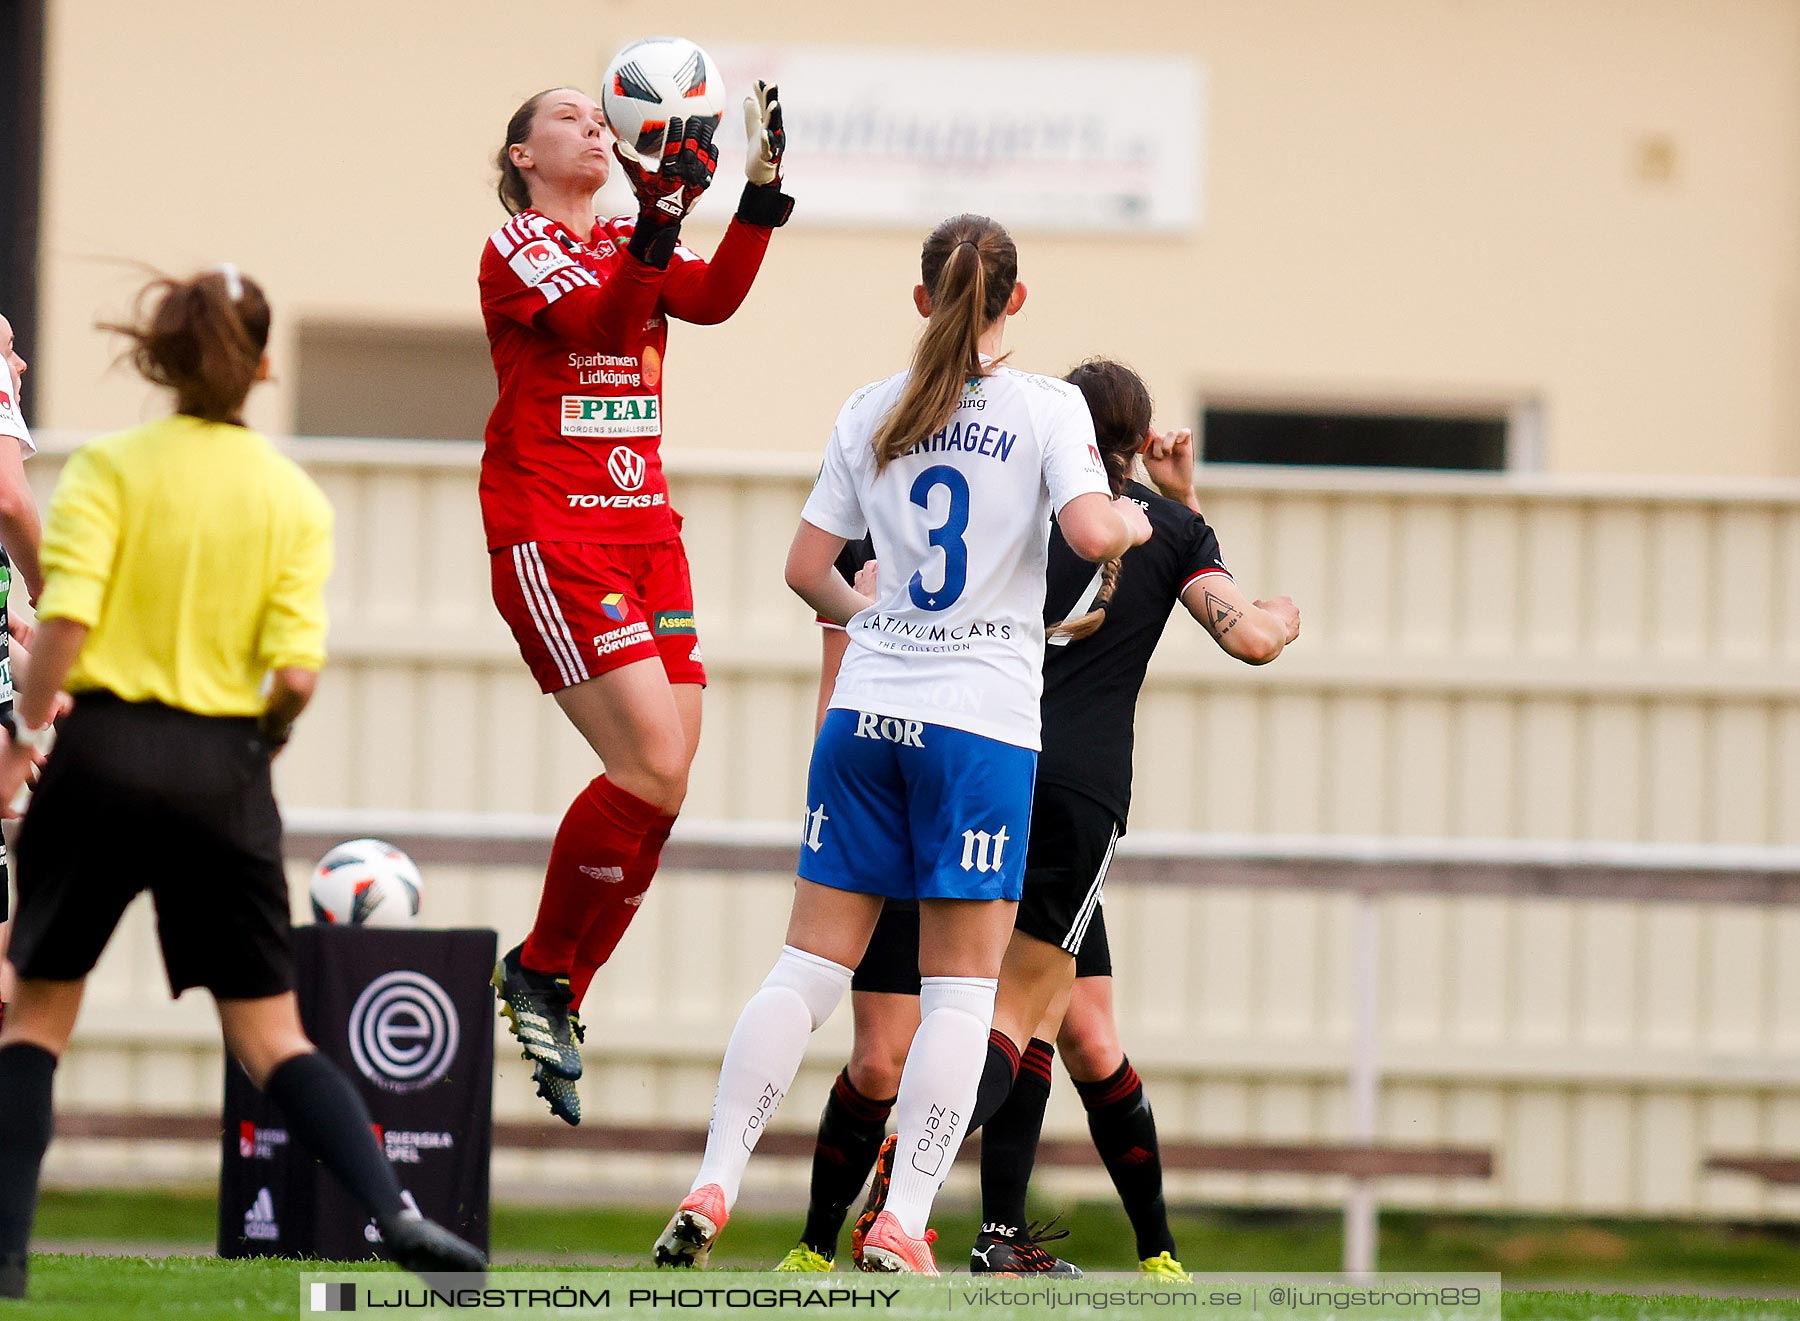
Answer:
[
  {"xmin": 570, "ymin": 811, "xmax": 677, "ymax": 1007},
  {"xmin": 521, "ymin": 776, "xmax": 662, "ymax": 973}
]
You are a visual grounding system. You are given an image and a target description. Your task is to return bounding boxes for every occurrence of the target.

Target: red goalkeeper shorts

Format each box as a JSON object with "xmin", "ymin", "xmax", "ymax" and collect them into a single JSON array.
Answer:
[{"xmin": 491, "ymin": 538, "xmax": 706, "ymax": 693}]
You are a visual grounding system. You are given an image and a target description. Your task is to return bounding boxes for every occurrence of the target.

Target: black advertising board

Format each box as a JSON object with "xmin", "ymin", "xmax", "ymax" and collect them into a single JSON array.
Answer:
[{"xmin": 218, "ymin": 926, "xmax": 496, "ymax": 1260}]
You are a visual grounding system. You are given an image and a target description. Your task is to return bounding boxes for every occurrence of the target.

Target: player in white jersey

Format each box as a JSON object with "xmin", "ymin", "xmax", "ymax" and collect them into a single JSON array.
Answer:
[
  {"xmin": 0, "ymin": 313, "xmax": 44, "ymax": 1035},
  {"xmin": 655, "ymin": 214, "xmax": 1151, "ymax": 1273}
]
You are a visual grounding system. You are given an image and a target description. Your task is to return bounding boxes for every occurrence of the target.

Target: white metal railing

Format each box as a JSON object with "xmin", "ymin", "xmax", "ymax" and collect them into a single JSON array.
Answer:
[
  {"xmin": 273, "ymin": 813, "xmax": 1800, "ymax": 1265},
  {"xmin": 24, "ymin": 434, "xmax": 1800, "ymax": 1226}
]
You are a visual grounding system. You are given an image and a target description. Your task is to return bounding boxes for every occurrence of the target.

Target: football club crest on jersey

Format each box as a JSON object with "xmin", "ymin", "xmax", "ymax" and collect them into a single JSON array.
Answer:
[{"xmin": 600, "ymin": 592, "xmax": 629, "ymax": 622}]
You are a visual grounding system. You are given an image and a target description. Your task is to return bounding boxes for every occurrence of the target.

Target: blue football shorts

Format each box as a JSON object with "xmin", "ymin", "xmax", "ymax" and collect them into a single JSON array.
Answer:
[{"xmin": 797, "ymin": 708, "xmax": 1037, "ymax": 901}]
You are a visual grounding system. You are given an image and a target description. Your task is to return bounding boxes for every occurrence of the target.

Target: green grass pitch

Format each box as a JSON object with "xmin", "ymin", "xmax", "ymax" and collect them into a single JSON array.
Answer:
[{"xmin": 7, "ymin": 1191, "xmax": 1797, "ymax": 1319}]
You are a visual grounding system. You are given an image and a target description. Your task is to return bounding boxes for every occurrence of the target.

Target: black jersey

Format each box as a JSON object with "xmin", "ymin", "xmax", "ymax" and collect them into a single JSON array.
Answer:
[
  {"xmin": 1037, "ymin": 481, "xmax": 1229, "ymax": 825},
  {"xmin": 833, "ymin": 535, "xmax": 876, "ymax": 590}
]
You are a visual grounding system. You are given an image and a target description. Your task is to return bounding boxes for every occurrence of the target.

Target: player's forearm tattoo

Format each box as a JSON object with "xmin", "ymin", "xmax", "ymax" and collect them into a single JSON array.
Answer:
[{"xmin": 1203, "ymin": 589, "xmax": 1242, "ymax": 638}]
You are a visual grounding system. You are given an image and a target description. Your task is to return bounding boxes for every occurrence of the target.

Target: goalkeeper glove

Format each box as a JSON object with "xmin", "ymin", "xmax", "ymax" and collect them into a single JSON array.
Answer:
[
  {"xmin": 617, "ymin": 116, "xmax": 720, "ymax": 266},
  {"xmin": 743, "ymin": 81, "xmax": 785, "ymax": 185},
  {"xmin": 736, "ymin": 80, "xmax": 795, "ymax": 228},
  {"xmin": 616, "ymin": 115, "xmax": 719, "ymax": 219}
]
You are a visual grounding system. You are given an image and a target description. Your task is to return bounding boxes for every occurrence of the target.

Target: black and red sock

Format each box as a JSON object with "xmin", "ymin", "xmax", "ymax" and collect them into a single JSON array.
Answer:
[
  {"xmin": 799, "ymin": 1068, "xmax": 894, "ymax": 1257},
  {"xmin": 978, "ymin": 1037, "xmax": 1055, "ymax": 1236},
  {"xmin": 969, "ymin": 1029, "xmax": 1021, "ymax": 1133},
  {"xmin": 1073, "ymin": 1056, "xmax": 1176, "ymax": 1261}
]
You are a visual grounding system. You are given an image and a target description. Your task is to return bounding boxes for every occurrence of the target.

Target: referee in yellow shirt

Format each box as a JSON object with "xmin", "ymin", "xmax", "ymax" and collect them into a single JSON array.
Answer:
[{"xmin": 0, "ymin": 267, "xmax": 483, "ymax": 1300}]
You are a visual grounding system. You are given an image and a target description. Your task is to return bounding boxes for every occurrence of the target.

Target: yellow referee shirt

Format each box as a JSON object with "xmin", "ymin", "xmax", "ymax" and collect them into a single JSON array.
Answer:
[{"xmin": 35, "ymin": 415, "xmax": 333, "ymax": 717}]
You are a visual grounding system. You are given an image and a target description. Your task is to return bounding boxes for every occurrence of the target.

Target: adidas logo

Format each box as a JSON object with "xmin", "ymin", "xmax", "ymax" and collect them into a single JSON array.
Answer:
[
  {"xmin": 244, "ymin": 1186, "xmax": 280, "ymax": 1241},
  {"xmin": 578, "ymin": 865, "xmax": 625, "ymax": 883},
  {"xmin": 1119, "ymin": 1145, "xmax": 1153, "ymax": 1165}
]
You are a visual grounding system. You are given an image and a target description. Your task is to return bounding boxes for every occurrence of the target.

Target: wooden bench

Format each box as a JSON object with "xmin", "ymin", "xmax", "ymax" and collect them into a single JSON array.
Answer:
[
  {"xmin": 58, "ymin": 1111, "xmax": 1491, "ymax": 1180},
  {"xmin": 1704, "ymin": 1153, "xmax": 1800, "ymax": 1187}
]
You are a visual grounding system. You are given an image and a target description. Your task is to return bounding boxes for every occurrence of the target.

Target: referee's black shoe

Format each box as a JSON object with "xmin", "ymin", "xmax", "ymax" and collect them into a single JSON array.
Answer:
[
  {"xmin": 491, "ymin": 944, "xmax": 583, "ymax": 1080},
  {"xmin": 379, "ymin": 1210, "xmax": 488, "ymax": 1281},
  {"xmin": 0, "ymin": 1251, "xmax": 26, "ymax": 1299},
  {"xmin": 968, "ymin": 1219, "xmax": 1083, "ymax": 1276}
]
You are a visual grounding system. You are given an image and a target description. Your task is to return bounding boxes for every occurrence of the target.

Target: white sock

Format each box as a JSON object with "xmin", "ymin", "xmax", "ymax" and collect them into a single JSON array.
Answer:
[
  {"xmin": 691, "ymin": 945, "xmax": 851, "ymax": 1206},
  {"xmin": 882, "ymin": 975, "xmax": 997, "ymax": 1238}
]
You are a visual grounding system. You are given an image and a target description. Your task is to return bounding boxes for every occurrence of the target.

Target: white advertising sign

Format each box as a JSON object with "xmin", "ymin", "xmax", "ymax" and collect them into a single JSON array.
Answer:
[{"xmin": 664, "ymin": 45, "xmax": 1204, "ymax": 235}]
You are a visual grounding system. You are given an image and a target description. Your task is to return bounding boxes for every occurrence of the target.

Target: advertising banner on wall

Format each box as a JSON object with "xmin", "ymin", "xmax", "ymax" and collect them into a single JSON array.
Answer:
[
  {"xmin": 693, "ymin": 45, "xmax": 1205, "ymax": 235},
  {"xmin": 218, "ymin": 926, "xmax": 496, "ymax": 1261}
]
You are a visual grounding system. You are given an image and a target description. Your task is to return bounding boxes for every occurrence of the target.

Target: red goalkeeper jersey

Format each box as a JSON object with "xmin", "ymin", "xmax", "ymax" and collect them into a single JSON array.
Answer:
[{"xmin": 478, "ymin": 208, "xmax": 772, "ymax": 549}]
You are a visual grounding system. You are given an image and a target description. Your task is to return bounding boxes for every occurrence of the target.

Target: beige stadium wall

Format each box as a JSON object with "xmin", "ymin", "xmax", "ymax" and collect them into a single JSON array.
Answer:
[
  {"xmin": 24, "ymin": 442, "xmax": 1800, "ymax": 1222},
  {"xmin": 27, "ymin": 0, "xmax": 1800, "ymax": 476}
]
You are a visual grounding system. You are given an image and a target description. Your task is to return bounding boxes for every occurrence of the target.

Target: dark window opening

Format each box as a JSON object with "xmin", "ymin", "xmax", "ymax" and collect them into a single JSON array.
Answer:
[
  {"xmin": 1202, "ymin": 407, "xmax": 1509, "ymax": 471},
  {"xmin": 0, "ymin": 1, "xmax": 46, "ymax": 388},
  {"xmin": 295, "ymin": 322, "xmax": 493, "ymax": 441}
]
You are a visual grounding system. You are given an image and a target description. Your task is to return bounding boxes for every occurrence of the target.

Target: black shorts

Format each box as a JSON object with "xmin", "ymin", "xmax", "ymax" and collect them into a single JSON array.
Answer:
[
  {"xmin": 9, "ymin": 695, "xmax": 294, "ymax": 1000},
  {"xmin": 849, "ymin": 784, "xmax": 1121, "ymax": 994},
  {"xmin": 852, "ymin": 902, "xmax": 920, "ymax": 995},
  {"xmin": 1014, "ymin": 782, "xmax": 1119, "ymax": 961},
  {"xmin": 1076, "ymin": 903, "xmax": 1112, "ymax": 979}
]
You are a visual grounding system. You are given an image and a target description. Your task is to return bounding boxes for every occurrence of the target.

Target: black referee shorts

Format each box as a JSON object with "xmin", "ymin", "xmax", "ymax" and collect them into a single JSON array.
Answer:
[
  {"xmin": 849, "ymin": 782, "xmax": 1120, "ymax": 994},
  {"xmin": 9, "ymin": 694, "xmax": 295, "ymax": 1000}
]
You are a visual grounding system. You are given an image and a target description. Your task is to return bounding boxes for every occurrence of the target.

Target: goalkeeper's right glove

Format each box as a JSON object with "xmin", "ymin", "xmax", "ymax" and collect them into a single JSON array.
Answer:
[{"xmin": 618, "ymin": 116, "xmax": 721, "ymax": 266}]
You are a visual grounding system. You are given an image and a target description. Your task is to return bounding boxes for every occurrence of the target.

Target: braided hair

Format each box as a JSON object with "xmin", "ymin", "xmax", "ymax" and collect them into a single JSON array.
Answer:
[{"xmin": 1048, "ymin": 359, "xmax": 1154, "ymax": 641}]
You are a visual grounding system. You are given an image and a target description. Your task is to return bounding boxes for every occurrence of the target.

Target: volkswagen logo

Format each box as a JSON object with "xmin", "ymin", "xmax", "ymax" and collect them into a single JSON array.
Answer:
[
  {"xmin": 347, "ymin": 971, "xmax": 460, "ymax": 1094},
  {"xmin": 607, "ymin": 445, "xmax": 646, "ymax": 491}
]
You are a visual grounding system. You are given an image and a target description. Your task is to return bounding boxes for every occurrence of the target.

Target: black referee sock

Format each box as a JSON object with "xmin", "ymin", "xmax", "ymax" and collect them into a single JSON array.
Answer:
[
  {"xmin": 800, "ymin": 1069, "xmax": 894, "ymax": 1257},
  {"xmin": 969, "ymin": 1029, "xmax": 1021, "ymax": 1133},
  {"xmin": 264, "ymin": 1051, "xmax": 407, "ymax": 1223},
  {"xmin": 0, "ymin": 1043, "xmax": 57, "ymax": 1262},
  {"xmin": 1073, "ymin": 1056, "xmax": 1176, "ymax": 1261},
  {"xmin": 979, "ymin": 1037, "xmax": 1055, "ymax": 1236}
]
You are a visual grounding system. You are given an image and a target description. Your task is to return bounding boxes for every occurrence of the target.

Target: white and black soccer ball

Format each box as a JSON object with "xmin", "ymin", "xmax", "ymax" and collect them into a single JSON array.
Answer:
[
  {"xmin": 601, "ymin": 36, "xmax": 727, "ymax": 166},
  {"xmin": 310, "ymin": 839, "xmax": 422, "ymax": 927}
]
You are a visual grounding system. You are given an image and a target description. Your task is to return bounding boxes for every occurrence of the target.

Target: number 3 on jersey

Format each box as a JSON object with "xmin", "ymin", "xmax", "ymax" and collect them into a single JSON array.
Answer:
[{"xmin": 908, "ymin": 465, "xmax": 970, "ymax": 612}]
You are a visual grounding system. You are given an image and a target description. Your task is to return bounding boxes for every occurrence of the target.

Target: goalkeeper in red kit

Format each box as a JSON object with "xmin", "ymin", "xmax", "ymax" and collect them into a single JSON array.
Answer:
[{"xmin": 480, "ymin": 77, "xmax": 792, "ymax": 1123}]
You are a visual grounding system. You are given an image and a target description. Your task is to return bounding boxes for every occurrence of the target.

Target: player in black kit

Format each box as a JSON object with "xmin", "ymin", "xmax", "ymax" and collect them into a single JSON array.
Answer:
[{"xmin": 779, "ymin": 360, "xmax": 1300, "ymax": 1278}]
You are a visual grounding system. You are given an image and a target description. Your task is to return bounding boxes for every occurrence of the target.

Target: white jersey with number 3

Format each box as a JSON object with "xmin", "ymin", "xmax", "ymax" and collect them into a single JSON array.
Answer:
[{"xmin": 801, "ymin": 365, "xmax": 1110, "ymax": 750}]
